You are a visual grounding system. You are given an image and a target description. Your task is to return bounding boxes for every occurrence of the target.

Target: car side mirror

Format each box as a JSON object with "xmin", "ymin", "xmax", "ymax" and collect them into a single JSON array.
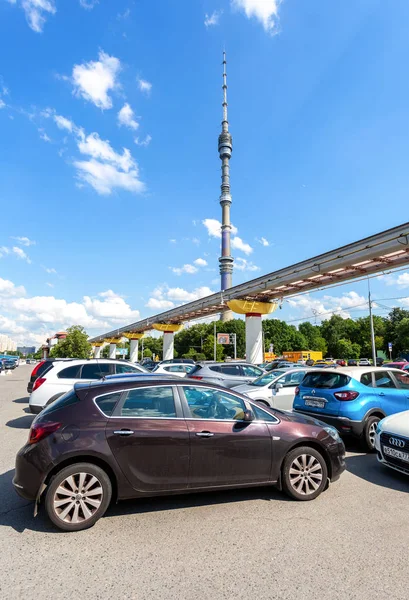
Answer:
[
  {"xmin": 275, "ymin": 382, "xmax": 283, "ymax": 391},
  {"xmin": 242, "ymin": 410, "xmax": 254, "ymax": 422}
]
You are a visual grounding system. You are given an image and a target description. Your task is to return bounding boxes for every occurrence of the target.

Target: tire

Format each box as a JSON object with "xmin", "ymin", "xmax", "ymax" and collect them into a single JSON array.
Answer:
[
  {"xmin": 363, "ymin": 416, "xmax": 380, "ymax": 452},
  {"xmin": 45, "ymin": 463, "xmax": 112, "ymax": 532},
  {"xmin": 256, "ymin": 399, "xmax": 270, "ymax": 408},
  {"xmin": 282, "ymin": 446, "xmax": 328, "ymax": 501}
]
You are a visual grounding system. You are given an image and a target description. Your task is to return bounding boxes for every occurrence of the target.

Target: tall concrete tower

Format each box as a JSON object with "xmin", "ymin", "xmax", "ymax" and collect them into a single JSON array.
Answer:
[{"xmin": 218, "ymin": 52, "xmax": 234, "ymax": 321}]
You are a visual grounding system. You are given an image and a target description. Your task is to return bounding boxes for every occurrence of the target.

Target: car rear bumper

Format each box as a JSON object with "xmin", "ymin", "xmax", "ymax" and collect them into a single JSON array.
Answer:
[
  {"xmin": 328, "ymin": 441, "xmax": 347, "ymax": 482},
  {"xmin": 13, "ymin": 445, "xmax": 46, "ymax": 502},
  {"xmin": 294, "ymin": 410, "xmax": 364, "ymax": 437}
]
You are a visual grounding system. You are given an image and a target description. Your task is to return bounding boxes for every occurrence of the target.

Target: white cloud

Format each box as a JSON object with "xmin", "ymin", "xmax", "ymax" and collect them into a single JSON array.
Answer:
[
  {"xmin": 205, "ymin": 10, "xmax": 222, "ymax": 27},
  {"xmin": 0, "ymin": 277, "xmax": 26, "ymax": 297},
  {"xmin": 169, "ymin": 239, "xmax": 177, "ymax": 244},
  {"xmin": 231, "ymin": 236, "xmax": 253, "ymax": 255},
  {"xmin": 83, "ymin": 290, "xmax": 140, "ymax": 321},
  {"xmin": 0, "ymin": 246, "xmax": 10, "ymax": 257},
  {"xmin": 167, "ymin": 286, "xmax": 214, "ymax": 302},
  {"xmin": 137, "ymin": 78, "xmax": 152, "ymax": 94},
  {"xmin": 194, "ymin": 258, "xmax": 207, "ymax": 267},
  {"xmin": 231, "ymin": 0, "xmax": 283, "ymax": 33},
  {"xmin": 235, "ymin": 257, "xmax": 260, "ymax": 271},
  {"xmin": 38, "ymin": 129, "xmax": 51, "ymax": 142},
  {"xmin": 0, "ymin": 99, "xmax": 5, "ymax": 109},
  {"xmin": 12, "ymin": 246, "xmax": 32, "ymax": 263},
  {"xmin": 288, "ymin": 291, "xmax": 367, "ymax": 321},
  {"xmin": 10, "ymin": 0, "xmax": 57, "ymax": 33},
  {"xmin": 145, "ymin": 297, "xmax": 175, "ymax": 310},
  {"xmin": 384, "ymin": 272, "xmax": 409, "ymax": 289},
  {"xmin": 70, "ymin": 51, "xmax": 121, "ymax": 110},
  {"xmin": 258, "ymin": 236, "xmax": 269, "ymax": 247},
  {"xmin": 46, "ymin": 282, "xmax": 54, "ymax": 288},
  {"xmin": 171, "ymin": 264, "xmax": 198, "ymax": 276},
  {"xmin": 11, "ymin": 236, "xmax": 36, "ymax": 247},
  {"xmin": 74, "ymin": 158, "xmax": 144, "ymax": 195},
  {"xmin": 118, "ymin": 103, "xmax": 139, "ymax": 130},
  {"xmin": 79, "ymin": 0, "xmax": 98, "ymax": 9},
  {"xmin": 134, "ymin": 134, "xmax": 152, "ymax": 147},
  {"xmin": 43, "ymin": 266, "xmax": 57, "ymax": 274},
  {"xmin": 202, "ymin": 218, "xmax": 238, "ymax": 238},
  {"xmin": 45, "ymin": 110, "xmax": 145, "ymax": 195}
]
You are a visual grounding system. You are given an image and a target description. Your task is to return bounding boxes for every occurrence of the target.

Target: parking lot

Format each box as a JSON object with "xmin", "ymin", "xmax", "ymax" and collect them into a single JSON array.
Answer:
[{"xmin": 0, "ymin": 365, "xmax": 408, "ymax": 600}]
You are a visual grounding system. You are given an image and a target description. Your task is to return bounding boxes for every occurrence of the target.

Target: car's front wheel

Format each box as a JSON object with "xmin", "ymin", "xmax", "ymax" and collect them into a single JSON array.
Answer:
[
  {"xmin": 363, "ymin": 416, "xmax": 380, "ymax": 452},
  {"xmin": 282, "ymin": 446, "xmax": 328, "ymax": 501},
  {"xmin": 45, "ymin": 463, "xmax": 112, "ymax": 532}
]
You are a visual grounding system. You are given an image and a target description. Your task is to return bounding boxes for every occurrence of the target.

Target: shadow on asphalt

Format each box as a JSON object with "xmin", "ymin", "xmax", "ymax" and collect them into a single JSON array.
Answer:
[
  {"xmin": 6, "ymin": 415, "xmax": 34, "ymax": 430},
  {"xmin": 345, "ymin": 453, "xmax": 409, "ymax": 493},
  {"xmin": 0, "ymin": 469, "xmax": 288, "ymax": 534},
  {"xmin": 13, "ymin": 397, "xmax": 29, "ymax": 404}
]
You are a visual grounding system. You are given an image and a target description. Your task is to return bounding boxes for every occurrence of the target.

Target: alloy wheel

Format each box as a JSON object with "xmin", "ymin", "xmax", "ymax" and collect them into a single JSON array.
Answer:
[
  {"xmin": 368, "ymin": 421, "xmax": 377, "ymax": 449},
  {"xmin": 288, "ymin": 454, "xmax": 323, "ymax": 496},
  {"xmin": 52, "ymin": 472, "xmax": 103, "ymax": 524}
]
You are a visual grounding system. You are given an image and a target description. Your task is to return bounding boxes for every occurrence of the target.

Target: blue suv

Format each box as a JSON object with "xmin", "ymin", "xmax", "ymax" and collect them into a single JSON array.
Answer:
[{"xmin": 293, "ymin": 368, "xmax": 409, "ymax": 450}]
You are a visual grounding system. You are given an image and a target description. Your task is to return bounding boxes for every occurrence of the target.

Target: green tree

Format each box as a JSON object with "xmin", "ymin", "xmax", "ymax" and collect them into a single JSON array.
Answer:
[
  {"xmin": 334, "ymin": 338, "xmax": 353, "ymax": 359},
  {"xmin": 202, "ymin": 335, "xmax": 224, "ymax": 361},
  {"xmin": 50, "ymin": 325, "xmax": 91, "ymax": 359},
  {"xmin": 395, "ymin": 317, "xmax": 409, "ymax": 354},
  {"xmin": 350, "ymin": 343, "xmax": 361, "ymax": 359}
]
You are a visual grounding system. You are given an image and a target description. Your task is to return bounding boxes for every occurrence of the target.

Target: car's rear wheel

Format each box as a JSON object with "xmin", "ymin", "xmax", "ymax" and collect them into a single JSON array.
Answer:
[
  {"xmin": 282, "ymin": 446, "xmax": 328, "ymax": 501},
  {"xmin": 45, "ymin": 463, "xmax": 112, "ymax": 532},
  {"xmin": 363, "ymin": 416, "xmax": 380, "ymax": 452},
  {"xmin": 256, "ymin": 399, "xmax": 270, "ymax": 407}
]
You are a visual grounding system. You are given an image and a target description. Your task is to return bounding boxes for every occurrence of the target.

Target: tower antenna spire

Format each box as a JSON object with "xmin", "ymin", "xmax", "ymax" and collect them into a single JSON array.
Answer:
[{"xmin": 218, "ymin": 51, "xmax": 234, "ymax": 321}]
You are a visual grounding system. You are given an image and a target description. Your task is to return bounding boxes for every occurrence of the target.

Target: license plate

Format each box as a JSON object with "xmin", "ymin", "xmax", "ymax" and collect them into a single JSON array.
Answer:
[
  {"xmin": 304, "ymin": 397, "xmax": 326, "ymax": 408},
  {"xmin": 383, "ymin": 446, "xmax": 409, "ymax": 463}
]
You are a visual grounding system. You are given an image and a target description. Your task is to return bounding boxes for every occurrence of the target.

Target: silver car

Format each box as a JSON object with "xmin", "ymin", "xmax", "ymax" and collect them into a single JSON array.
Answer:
[
  {"xmin": 187, "ymin": 362, "xmax": 265, "ymax": 388},
  {"xmin": 234, "ymin": 368, "xmax": 313, "ymax": 411}
]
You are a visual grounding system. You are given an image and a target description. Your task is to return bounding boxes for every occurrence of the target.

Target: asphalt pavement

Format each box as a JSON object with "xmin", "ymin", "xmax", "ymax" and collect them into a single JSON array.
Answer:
[{"xmin": 0, "ymin": 365, "xmax": 408, "ymax": 600}]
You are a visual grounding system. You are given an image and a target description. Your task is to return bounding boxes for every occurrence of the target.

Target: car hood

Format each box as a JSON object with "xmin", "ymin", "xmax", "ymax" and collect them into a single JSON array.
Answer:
[
  {"xmin": 233, "ymin": 384, "xmax": 261, "ymax": 394},
  {"xmin": 379, "ymin": 411, "xmax": 409, "ymax": 437}
]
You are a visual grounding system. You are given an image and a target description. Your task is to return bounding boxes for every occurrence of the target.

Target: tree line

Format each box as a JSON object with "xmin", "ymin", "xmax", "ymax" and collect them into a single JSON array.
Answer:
[{"xmin": 43, "ymin": 307, "xmax": 409, "ymax": 361}]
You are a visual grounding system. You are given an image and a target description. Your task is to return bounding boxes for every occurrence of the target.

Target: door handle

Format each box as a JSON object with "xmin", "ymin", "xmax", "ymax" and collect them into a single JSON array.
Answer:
[
  {"xmin": 379, "ymin": 392, "xmax": 385, "ymax": 396},
  {"xmin": 196, "ymin": 431, "xmax": 214, "ymax": 438},
  {"xmin": 113, "ymin": 429, "xmax": 134, "ymax": 436}
]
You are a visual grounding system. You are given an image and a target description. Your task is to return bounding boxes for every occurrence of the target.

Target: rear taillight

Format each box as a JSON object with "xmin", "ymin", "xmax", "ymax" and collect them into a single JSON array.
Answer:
[
  {"xmin": 334, "ymin": 391, "xmax": 359, "ymax": 401},
  {"xmin": 28, "ymin": 421, "xmax": 61, "ymax": 445},
  {"xmin": 32, "ymin": 377, "xmax": 46, "ymax": 392},
  {"xmin": 31, "ymin": 360, "xmax": 45, "ymax": 378},
  {"xmin": 190, "ymin": 375, "xmax": 203, "ymax": 380},
  {"xmin": 295, "ymin": 387, "xmax": 300, "ymax": 395}
]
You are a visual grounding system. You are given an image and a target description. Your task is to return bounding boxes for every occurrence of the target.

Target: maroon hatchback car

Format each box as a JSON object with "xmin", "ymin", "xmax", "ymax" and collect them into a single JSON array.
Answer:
[{"xmin": 14, "ymin": 377, "xmax": 346, "ymax": 531}]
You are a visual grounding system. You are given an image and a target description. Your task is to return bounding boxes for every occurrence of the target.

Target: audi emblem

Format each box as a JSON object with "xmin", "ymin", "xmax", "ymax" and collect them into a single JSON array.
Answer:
[{"xmin": 389, "ymin": 437, "xmax": 405, "ymax": 448}]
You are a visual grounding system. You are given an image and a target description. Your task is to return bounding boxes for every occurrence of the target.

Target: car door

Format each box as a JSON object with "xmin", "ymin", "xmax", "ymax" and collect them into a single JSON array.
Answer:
[
  {"xmin": 271, "ymin": 370, "xmax": 306, "ymax": 411},
  {"xmin": 389, "ymin": 371, "xmax": 409, "ymax": 411},
  {"xmin": 105, "ymin": 384, "xmax": 189, "ymax": 492},
  {"xmin": 219, "ymin": 364, "xmax": 246, "ymax": 388},
  {"xmin": 179, "ymin": 385, "xmax": 272, "ymax": 488},
  {"xmin": 373, "ymin": 370, "xmax": 409, "ymax": 415}
]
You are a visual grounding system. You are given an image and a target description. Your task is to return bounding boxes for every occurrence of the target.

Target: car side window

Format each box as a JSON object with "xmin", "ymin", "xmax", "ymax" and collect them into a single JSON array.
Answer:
[
  {"xmin": 252, "ymin": 404, "xmax": 278, "ymax": 422},
  {"xmin": 120, "ymin": 386, "xmax": 176, "ymax": 418},
  {"xmin": 242, "ymin": 365, "xmax": 262, "ymax": 377},
  {"xmin": 360, "ymin": 373, "xmax": 374, "ymax": 387},
  {"xmin": 95, "ymin": 392, "xmax": 122, "ymax": 416},
  {"xmin": 392, "ymin": 371, "xmax": 409, "ymax": 390},
  {"xmin": 283, "ymin": 371, "xmax": 305, "ymax": 387},
  {"xmin": 209, "ymin": 365, "xmax": 221, "ymax": 373},
  {"xmin": 116, "ymin": 364, "xmax": 141, "ymax": 374},
  {"xmin": 57, "ymin": 365, "xmax": 81, "ymax": 379},
  {"xmin": 81, "ymin": 363, "xmax": 112, "ymax": 379},
  {"xmin": 184, "ymin": 365, "xmax": 194, "ymax": 373},
  {"xmin": 220, "ymin": 364, "xmax": 241, "ymax": 376},
  {"xmin": 374, "ymin": 371, "xmax": 396, "ymax": 389},
  {"xmin": 183, "ymin": 386, "xmax": 246, "ymax": 420},
  {"xmin": 165, "ymin": 365, "xmax": 184, "ymax": 373}
]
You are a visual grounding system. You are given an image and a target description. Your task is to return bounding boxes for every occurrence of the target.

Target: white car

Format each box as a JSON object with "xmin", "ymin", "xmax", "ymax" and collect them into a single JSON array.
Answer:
[
  {"xmin": 375, "ymin": 411, "xmax": 409, "ymax": 475},
  {"xmin": 29, "ymin": 359, "xmax": 147, "ymax": 413},
  {"xmin": 151, "ymin": 363, "xmax": 195, "ymax": 377},
  {"xmin": 233, "ymin": 368, "xmax": 311, "ymax": 411}
]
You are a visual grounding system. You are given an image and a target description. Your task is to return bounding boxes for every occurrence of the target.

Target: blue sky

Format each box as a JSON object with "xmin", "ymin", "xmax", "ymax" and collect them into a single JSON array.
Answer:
[{"xmin": 1, "ymin": 0, "xmax": 409, "ymax": 347}]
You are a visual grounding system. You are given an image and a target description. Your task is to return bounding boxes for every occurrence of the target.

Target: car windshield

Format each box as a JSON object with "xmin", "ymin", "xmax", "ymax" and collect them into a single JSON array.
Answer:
[{"xmin": 250, "ymin": 370, "xmax": 285, "ymax": 386}]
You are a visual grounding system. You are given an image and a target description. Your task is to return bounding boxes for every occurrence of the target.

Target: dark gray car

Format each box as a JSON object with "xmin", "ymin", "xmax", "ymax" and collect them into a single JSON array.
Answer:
[{"xmin": 187, "ymin": 362, "xmax": 265, "ymax": 388}]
